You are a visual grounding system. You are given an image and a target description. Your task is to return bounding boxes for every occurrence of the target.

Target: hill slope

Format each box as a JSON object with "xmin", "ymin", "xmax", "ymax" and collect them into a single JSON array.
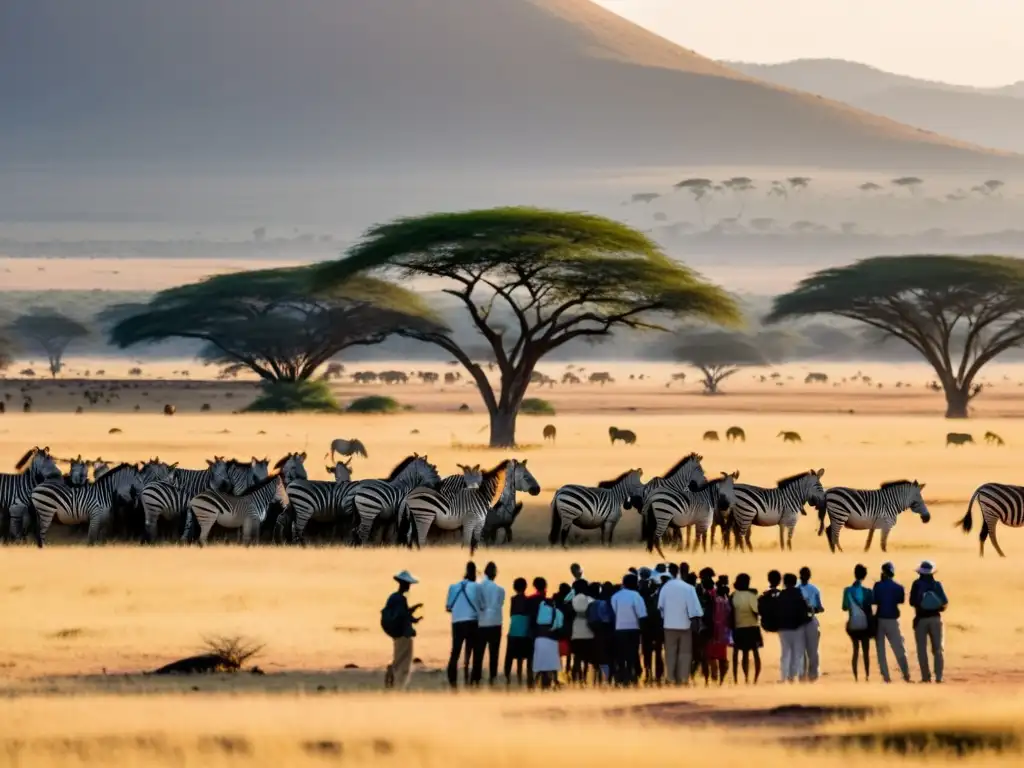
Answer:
[
  {"xmin": 1, "ymin": 0, "xmax": 1018, "ymax": 173},
  {"xmin": 731, "ymin": 59, "xmax": 1024, "ymax": 154}
]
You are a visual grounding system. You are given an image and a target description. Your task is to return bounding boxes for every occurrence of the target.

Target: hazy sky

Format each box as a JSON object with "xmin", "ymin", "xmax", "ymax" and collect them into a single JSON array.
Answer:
[{"xmin": 596, "ymin": 0, "xmax": 1023, "ymax": 87}]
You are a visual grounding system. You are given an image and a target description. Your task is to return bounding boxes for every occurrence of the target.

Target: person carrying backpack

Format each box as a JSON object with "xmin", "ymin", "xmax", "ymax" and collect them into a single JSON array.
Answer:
[
  {"xmin": 842, "ymin": 564, "xmax": 874, "ymax": 682},
  {"xmin": 445, "ymin": 562, "xmax": 482, "ymax": 690},
  {"xmin": 585, "ymin": 582, "xmax": 615, "ymax": 684},
  {"xmin": 381, "ymin": 570, "xmax": 420, "ymax": 690},
  {"xmin": 909, "ymin": 560, "xmax": 948, "ymax": 683},
  {"xmin": 757, "ymin": 570, "xmax": 782, "ymax": 636}
]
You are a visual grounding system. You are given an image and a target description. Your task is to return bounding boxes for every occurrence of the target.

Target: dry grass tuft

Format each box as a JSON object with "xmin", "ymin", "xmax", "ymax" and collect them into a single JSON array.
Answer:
[{"xmin": 201, "ymin": 635, "xmax": 264, "ymax": 669}]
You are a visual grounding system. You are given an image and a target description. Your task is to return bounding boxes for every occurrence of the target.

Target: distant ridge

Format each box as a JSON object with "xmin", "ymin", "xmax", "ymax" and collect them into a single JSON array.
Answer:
[{"xmin": 1, "ymin": 0, "xmax": 1020, "ymax": 173}]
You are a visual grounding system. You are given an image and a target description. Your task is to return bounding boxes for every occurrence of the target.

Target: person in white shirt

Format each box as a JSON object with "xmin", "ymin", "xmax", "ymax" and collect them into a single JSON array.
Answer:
[
  {"xmin": 445, "ymin": 561, "xmax": 482, "ymax": 689},
  {"xmin": 658, "ymin": 569, "xmax": 705, "ymax": 685},
  {"xmin": 569, "ymin": 578, "xmax": 594, "ymax": 683},
  {"xmin": 475, "ymin": 561, "xmax": 506, "ymax": 685},
  {"xmin": 610, "ymin": 573, "xmax": 647, "ymax": 686}
]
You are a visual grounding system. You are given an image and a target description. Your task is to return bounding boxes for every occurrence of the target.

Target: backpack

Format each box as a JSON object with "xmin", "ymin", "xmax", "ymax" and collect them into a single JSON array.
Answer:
[
  {"xmin": 920, "ymin": 588, "xmax": 944, "ymax": 612},
  {"xmin": 586, "ymin": 600, "xmax": 612, "ymax": 633},
  {"xmin": 536, "ymin": 600, "xmax": 564, "ymax": 635},
  {"xmin": 758, "ymin": 590, "xmax": 780, "ymax": 633},
  {"xmin": 846, "ymin": 589, "xmax": 868, "ymax": 632},
  {"xmin": 380, "ymin": 597, "xmax": 404, "ymax": 638}
]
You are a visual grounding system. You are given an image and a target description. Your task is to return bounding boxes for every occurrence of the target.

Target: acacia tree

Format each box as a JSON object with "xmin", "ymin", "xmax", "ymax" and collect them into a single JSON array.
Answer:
[
  {"xmin": 675, "ymin": 329, "xmax": 777, "ymax": 394},
  {"xmin": 767, "ymin": 255, "xmax": 1024, "ymax": 418},
  {"xmin": 314, "ymin": 208, "xmax": 739, "ymax": 446},
  {"xmin": 9, "ymin": 309, "xmax": 89, "ymax": 377},
  {"xmin": 106, "ymin": 267, "xmax": 441, "ymax": 382}
]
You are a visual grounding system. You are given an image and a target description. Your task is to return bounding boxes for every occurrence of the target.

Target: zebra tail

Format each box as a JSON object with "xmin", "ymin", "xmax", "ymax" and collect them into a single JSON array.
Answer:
[
  {"xmin": 547, "ymin": 499, "xmax": 561, "ymax": 545},
  {"xmin": 957, "ymin": 490, "xmax": 979, "ymax": 533},
  {"xmin": 816, "ymin": 502, "xmax": 827, "ymax": 536}
]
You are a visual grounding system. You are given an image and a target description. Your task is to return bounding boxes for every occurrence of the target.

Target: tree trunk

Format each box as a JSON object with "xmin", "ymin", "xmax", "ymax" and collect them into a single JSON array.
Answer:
[
  {"xmin": 488, "ymin": 406, "xmax": 519, "ymax": 448},
  {"xmin": 944, "ymin": 386, "xmax": 970, "ymax": 419}
]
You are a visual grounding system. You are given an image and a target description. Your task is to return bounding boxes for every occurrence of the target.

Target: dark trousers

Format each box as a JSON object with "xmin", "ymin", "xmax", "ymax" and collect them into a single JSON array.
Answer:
[
  {"xmin": 477, "ymin": 625, "xmax": 502, "ymax": 683},
  {"xmin": 448, "ymin": 620, "xmax": 479, "ymax": 688},
  {"xmin": 614, "ymin": 629, "xmax": 642, "ymax": 686},
  {"xmin": 642, "ymin": 630, "xmax": 664, "ymax": 683},
  {"xmin": 504, "ymin": 635, "xmax": 533, "ymax": 685}
]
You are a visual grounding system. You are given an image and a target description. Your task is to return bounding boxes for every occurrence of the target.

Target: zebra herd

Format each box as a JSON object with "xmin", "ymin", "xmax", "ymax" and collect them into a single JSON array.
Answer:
[{"xmin": 0, "ymin": 447, "xmax": 541, "ymax": 553}]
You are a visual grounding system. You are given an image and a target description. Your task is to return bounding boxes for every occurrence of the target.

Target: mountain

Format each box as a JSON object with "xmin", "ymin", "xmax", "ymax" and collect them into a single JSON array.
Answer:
[
  {"xmin": 0, "ymin": 0, "xmax": 1018, "ymax": 176},
  {"xmin": 729, "ymin": 59, "xmax": 1024, "ymax": 154}
]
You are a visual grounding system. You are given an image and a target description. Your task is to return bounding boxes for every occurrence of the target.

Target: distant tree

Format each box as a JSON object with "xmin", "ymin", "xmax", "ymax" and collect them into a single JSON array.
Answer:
[
  {"xmin": 972, "ymin": 180, "xmax": 1005, "ymax": 198},
  {"xmin": 253, "ymin": 226, "xmax": 267, "ymax": 242},
  {"xmin": 675, "ymin": 329, "xmax": 774, "ymax": 394},
  {"xmin": 749, "ymin": 217, "xmax": 776, "ymax": 232},
  {"xmin": 767, "ymin": 255, "xmax": 1024, "ymax": 418},
  {"xmin": 858, "ymin": 181, "xmax": 883, "ymax": 194},
  {"xmin": 891, "ymin": 177, "xmax": 924, "ymax": 195},
  {"xmin": 0, "ymin": 332, "xmax": 11, "ymax": 372},
  {"xmin": 722, "ymin": 177, "xmax": 756, "ymax": 217},
  {"xmin": 106, "ymin": 267, "xmax": 440, "ymax": 383},
  {"xmin": 767, "ymin": 180, "xmax": 788, "ymax": 200},
  {"xmin": 674, "ymin": 178, "xmax": 715, "ymax": 226},
  {"xmin": 9, "ymin": 309, "xmax": 89, "ymax": 377},
  {"xmin": 786, "ymin": 176, "xmax": 812, "ymax": 191},
  {"xmin": 312, "ymin": 207, "xmax": 740, "ymax": 446},
  {"xmin": 630, "ymin": 192, "xmax": 661, "ymax": 204}
]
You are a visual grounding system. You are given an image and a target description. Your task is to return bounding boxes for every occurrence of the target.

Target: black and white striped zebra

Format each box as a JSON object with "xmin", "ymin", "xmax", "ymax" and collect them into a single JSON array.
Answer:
[
  {"xmin": 438, "ymin": 464, "xmax": 483, "ymax": 495},
  {"xmin": 819, "ymin": 479, "xmax": 929, "ymax": 553},
  {"xmin": 30, "ymin": 463, "xmax": 144, "ymax": 546},
  {"xmin": 402, "ymin": 460, "xmax": 510, "ymax": 554},
  {"xmin": 279, "ymin": 461, "xmax": 357, "ymax": 545},
  {"xmin": 549, "ymin": 469, "xmax": 644, "ymax": 547},
  {"xmin": 346, "ymin": 455, "xmax": 441, "ymax": 544},
  {"xmin": 957, "ymin": 482, "xmax": 1024, "ymax": 557},
  {"xmin": 274, "ymin": 452, "xmax": 308, "ymax": 484},
  {"xmin": 227, "ymin": 457, "xmax": 270, "ymax": 493},
  {"xmin": 64, "ymin": 455, "xmax": 90, "ymax": 487},
  {"xmin": 482, "ymin": 459, "xmax": 541, "ymax": 544},
  {"xmin": 188, "ymin": 474, "xmax": 290, "ymax": 546},
  {"xmin": 731, "ymin": 468, "xmax": 826, "ymax": 551},
  {"xmin": 631, "ymin": 453, "xmax": 708, "ymax": 546},
  {"xmin": 643, "ymin": 471, "xmax": 739, "ymax": 557},
  {"xmin": 1, "ymin": 447, "xmax": 62, "ymax": 540},
  {"xmin": 141, "ymin": 458, "xmax": 234, "ymax": 542}
]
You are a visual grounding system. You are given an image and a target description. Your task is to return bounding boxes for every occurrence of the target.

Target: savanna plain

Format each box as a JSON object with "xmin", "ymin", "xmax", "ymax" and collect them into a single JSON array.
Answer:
[{"xmin": 4, "ymin": 361, "xmax": 1024, "ymax": 767}]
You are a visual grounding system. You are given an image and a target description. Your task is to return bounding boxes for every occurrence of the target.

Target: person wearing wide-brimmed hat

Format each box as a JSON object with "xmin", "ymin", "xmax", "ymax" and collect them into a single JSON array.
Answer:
[
  {"xmin": 382, "ymin": 570, "xmax": 420, "ymax": 689},
  {"xmin": 909, "ymin": 560, "xmax": 948, "ymax": 683}
]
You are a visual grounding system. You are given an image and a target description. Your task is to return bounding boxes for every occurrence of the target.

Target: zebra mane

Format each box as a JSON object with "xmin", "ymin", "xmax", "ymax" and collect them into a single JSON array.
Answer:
[
  {"xmin": 691, "ymin": 475, "xmax": 729, "ymax": 492},
  {"xmin": 661, "ymin": 453, "xmax": 702, "ymax": 477},
  {"xmin": 386, "ymin": 455, "xmax": 419, "ymax": 480},
  {"xmin": 238, "ymin": 473, "xmax": 281, "ymax": 496},
  {"xmin": 272, "ymin": 453, "xmax": 296, "ymax": 470},
  {"xmin": 879, "ymin": 479, "xmax": 912, "ymax": 489},
  {"xmin": 598, "ymin": 469, "xmax": 635, "ymax": 488},
  {"xmin": 14, "ymin": 447, "xmax": 40, "ymax": 471},
  {"xmin": 777, "ymin": 471, "xmax": 813, "ymax": 488},
  {"xmin": 480, "ymin": 460, "xmax": 511, "ymax": 507},
  {"xmin": 94, "ymin": 463, "xmax": 138, "ymax": 483}
]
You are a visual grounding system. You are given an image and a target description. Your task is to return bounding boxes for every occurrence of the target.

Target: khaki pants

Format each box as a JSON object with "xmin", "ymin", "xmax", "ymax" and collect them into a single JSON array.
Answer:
[
  {"xmin": 914, "ymin": 616, "xmax": 944, "ymax": 683},
  {"xmin": 386, "ymin": 636, "xmax": 414, "ymax": 689},
  {"xmin": 801, "ymin": 618, "xmax": 820, "ymax": 682},
  {"xmin": 779, "ymin": 629, "xmax": 805, "ymax": 682},
  {"xmin": 663, "ymin": 629, "xmax": 693, "ymax": 685},
  {"xmin": 876, "ymin": 618, "xmax": 910, "ymax": 682}
]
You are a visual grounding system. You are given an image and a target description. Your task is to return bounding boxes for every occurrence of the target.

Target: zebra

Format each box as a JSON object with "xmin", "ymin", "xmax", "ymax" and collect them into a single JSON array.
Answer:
[
  {"xmin": 188, "ymin": 474, "xmax": 290, "ymax": 546},
  {"xmin": 482, "ymin": 459, "xmax": 541, "ymax": 544},
  {"xmin": 141, "ymin": 458, "xmax": 234, "ymax": 542},
  {"xmin": 1, "ymin": 447, "xmax": 63, "ymax": 540},
  {"xmin": 64, "ymin": 456, "xmax": 90, "ymax": 487},
  {"xmin": 278, "ymin": 461, "xmax": 358, "ymax": 545},
  {"xmin": 549, "ymin": 469, "xmax": 644, "ymax": 548},
  {"xmin": 226, "ymin": 457, "xmax": 270, "ymax": 493},
  {"xmin": 643, "ymin": 471, "xmax": 740, "ymax": 557},
  {"xmin": 31, "ymin": 463, "xmax": 144, "ymax": 546},
  {"xmin": 957, "ymin": 482, "xmax": 1024, "ymax": 557},
  {"xmin": 274, "ymin": 452, "xmax": 308, "ymax": 484},
  {"xmin": 731, "ymin": 469, "xmax": 826, "ymax": 551},
  {"xmin": 818, "ymin": 480, "xmax": 929, "ymax": 553},
  {"xmin": 346, "ymin": 455, "xmax": 441, "ymax": 544},
  {"xmin": 440, "ymin": 464, "xmax": 483, "ymax": 494},
  {"xmin": 631, "ymin": 453, "xmax": 708, "ymax": 548},
  {"xmin": 402, "ymin": 460, "xmax": 509, "ymax": 554}
]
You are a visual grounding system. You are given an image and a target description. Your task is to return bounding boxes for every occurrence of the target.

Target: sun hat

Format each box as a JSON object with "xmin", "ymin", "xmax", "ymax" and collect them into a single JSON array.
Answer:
[
  {"xmin": 915, "ymin": 560, "xmax": 936, "ymax": 575},
  {"xmin": 394, "ymin": 570, "xmax": 418, "ymax": 584}
]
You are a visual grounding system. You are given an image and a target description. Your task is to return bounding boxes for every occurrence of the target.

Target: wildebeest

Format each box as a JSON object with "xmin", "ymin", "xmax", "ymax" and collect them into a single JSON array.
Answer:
[
  {"xmin": 804, "ymin": 372, "xmax": 828, "ymax": 384},
  {"xmin": 946, "ymin": 432, "xmax": 974, "ymax": 447},
  {"xmin": 726, "ymin": 426, "xmax": 745, "ymax": 442},
  {"xmin": 778, "ymin": 431, "xmax": 802, "ymax": 443},
  {"xmin": 609, "ymin": 427, "xmax": 636, "ymax": 445},
  {"xmin": 163, "ymin": 404, "xmax": 176, "ymax": 416},
  {"xmin": 703, "ymin": 430, "xmax": 719, "ymax": 442},
  {"xmin": 985, "ymin": 431, "xmax": 1006, "ymax": 446},
  {"xmin": 589, "ymin": 372, "xmax": 614, "ymax": 386},
  {"xmin": 328, "ymin": 437, "xmax": 368, "ymax": 460},
  {"xmin": 543, "ymin": 424, "xmax": 557, "ymax": 443}
]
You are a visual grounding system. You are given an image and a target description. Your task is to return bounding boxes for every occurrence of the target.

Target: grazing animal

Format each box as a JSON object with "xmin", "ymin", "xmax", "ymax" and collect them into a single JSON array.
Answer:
[
  {"xmin": 958, "ymin": 482, "xmax": 1024, "ymax": 557},
  {"xmin": 543, "ymin": 424, "xmax": 557, "ymax": 443},
  {"xmin": 188, "ymin": 475, "xmax": 290, "ymax": 546},
  {"xmin": 631, "ymin": 454, "xmax": 709, "ymax": 547},
  {"xmin": 163, "ymin": 404, "xmax": 176, "ymax": 416},
  {"xmin": 0, "ymin": 402, "xmax": 5, "ymax": 414},
  {"xmin": 1, "ymin": 448, "xmax": 63, "ymax": 540},
  {"xmin": 589, "ymin": 372, "xmax": 614, "ymax": 385},
  {"xmin": 818, "ymin": 480, "xmax": 929, "ymax": 553},
  {"xmin": 141, "ymin": 458, "xmax": 233, "ymax": 542},
  {"xmin": 482, "ymin": 459, "xmax": 541, "ymax": 544},
  {"xmin": 609, "ymin": 427, "xmax": 637, "ymax": 445},
  {"xmin": 329, "ymin": 437, "xmax": 368, "ymax": 460},
  {"xmin": 725, "ymin": 426, "xmax": 746, "ymax": 442},
  {"xmin": 345, "ymin": 455, "xmax": 441, "ymax": 544},
  {"xmin": 31, "ymin": 464, "xmax": 144, "ymax": 546},
  {"xmin": 278, "ymin": 461, "xmax": 356, "ymax": 545},
  {"xmin": 731, "ymin": 469, "xmax": 826, "ymax": 551},
  {"xmin": 402, "ymin": 461, "xmax": 510, "ymax": 554},
  {"xmin": 702, "ymin": 430, "xmax": 719, "ymax": 442},
  {"xmin": 984, "ymin": 431, "xmax": 1006, "ymax": 446},
  {"xmin": 946, "ymin": 432, "xmax": 974, "ymax": 447},
  {"xmin": 804, "ymin": 372, "xmax": 828, "ymax": 384},
  {"xmin": 643, "ymin": 472, "xmax": 740, "ymax": 557},
  {"xmin": 778, "ymin": 431, "xmax": 802, "ymax": 443},
  {"xmin": 549, "ymin": 469, "xmax": 644, "ymax": 547},
  {"xmin": 274, "ymin": 452, "xmax": 308, "ymax": 484}
]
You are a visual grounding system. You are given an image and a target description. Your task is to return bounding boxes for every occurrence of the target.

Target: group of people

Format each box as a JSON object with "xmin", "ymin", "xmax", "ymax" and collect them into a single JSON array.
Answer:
[{"xmin": 379, "ymin": 558, "xmax": 949, "ymax": 690}]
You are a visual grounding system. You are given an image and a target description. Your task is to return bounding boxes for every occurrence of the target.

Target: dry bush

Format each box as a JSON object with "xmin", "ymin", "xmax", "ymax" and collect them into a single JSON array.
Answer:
[{"xmin": 201, "ymin": 635, "xmax": 264, "ymax": 668}]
